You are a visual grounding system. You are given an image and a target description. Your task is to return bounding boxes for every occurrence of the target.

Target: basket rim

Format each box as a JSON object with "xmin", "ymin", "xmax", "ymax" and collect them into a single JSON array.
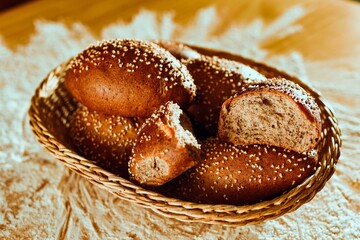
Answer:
[{"xmin": 28, "ymin": 58, "xmax": 342, "ymax": 226}]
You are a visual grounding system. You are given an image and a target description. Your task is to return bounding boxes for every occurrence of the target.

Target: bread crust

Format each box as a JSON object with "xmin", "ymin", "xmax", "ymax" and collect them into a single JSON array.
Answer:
[
  {"xmin": 165, "ymin": 138, "xmax": 317, "ymax": 205},
  {"xmin": 64, "ymin": 39, "xmax": 196, "ymax": 117}
]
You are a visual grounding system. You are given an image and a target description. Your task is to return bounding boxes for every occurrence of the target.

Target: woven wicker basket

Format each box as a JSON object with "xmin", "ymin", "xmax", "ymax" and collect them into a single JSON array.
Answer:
[{"xmin": 28, "ymin": 58, "xmax": 341, "ymax": 226}]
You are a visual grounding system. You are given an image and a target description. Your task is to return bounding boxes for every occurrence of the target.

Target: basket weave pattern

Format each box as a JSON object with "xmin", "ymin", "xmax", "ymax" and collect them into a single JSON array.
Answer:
[{"xmin": 28, "ymin": 61, "xmax": 341, "ymax": 226}]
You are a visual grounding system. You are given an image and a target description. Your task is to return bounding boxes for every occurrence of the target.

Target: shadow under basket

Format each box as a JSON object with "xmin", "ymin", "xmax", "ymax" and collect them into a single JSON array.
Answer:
[{"xmin": 28, "ymin": 59, "xmax": 341, "ymax": 226}]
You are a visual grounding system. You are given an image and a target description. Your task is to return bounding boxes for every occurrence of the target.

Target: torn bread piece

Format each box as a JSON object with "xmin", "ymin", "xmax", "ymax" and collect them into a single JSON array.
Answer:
[{"xmin": 129, "ymin": 101, "xmax": 200, "ymax": 186}]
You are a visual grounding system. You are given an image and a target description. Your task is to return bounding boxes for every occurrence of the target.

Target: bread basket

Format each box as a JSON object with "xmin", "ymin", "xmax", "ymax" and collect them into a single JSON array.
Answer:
[{"xmin": 28, "ymin": 48, "xmax": 341, "ymax": 226}]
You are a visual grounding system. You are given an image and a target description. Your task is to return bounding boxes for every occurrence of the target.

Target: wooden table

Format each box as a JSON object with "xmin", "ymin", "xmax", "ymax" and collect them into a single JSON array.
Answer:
[{"xmin": 1, "ymin": 0, "xmax": 360, "ymax": 63}]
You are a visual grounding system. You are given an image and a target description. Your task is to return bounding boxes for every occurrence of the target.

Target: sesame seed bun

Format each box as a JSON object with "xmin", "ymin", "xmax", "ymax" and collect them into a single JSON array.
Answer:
[
  {"xmin": 69, "ymin": 105, "xmax": 144, "ymax": 178},
  {"xmin": 64, "ymin": 39, "xmax": 196, "ymax": 117},
  {"xmin": 165, "ymin": 138, "xmax": 317, "ymax": 205},
  {"xmin": 184, "ymin": 56, "xmax": 266, "ymax": 139},
  {"xmin": 185, "ymin": 44, "xmax": 298, "ymax": 80}
]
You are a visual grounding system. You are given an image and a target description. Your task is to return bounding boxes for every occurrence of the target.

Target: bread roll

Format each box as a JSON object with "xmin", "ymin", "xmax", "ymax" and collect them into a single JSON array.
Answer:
[
  {"xmin": 166, "ymin": 138, "xmax": 317, "ymax": 205},
  {"xmin": 218, "ymin": 78, "xmax": 321, "ymax": 153},
  {"xmin": 185, "ymin": 44, "xmax": 298, "ymax": 80},
  {"xmin": 184, "ymin": 56, "xmax": 266, "ymax": 138},
  {"xmin": 69, "ymin": 105, "xmax": 143, "ymax": 178},
  {"xmin": 155, "ymin": 40, "xmax": 201, "ymax": 61},
  {"xmin": 64, "ymin": 39, "xmax": 196, "ymax": 117},
  {"xmin": 129, "ymin": 102, "xmax": 200, "ymax": 186}
]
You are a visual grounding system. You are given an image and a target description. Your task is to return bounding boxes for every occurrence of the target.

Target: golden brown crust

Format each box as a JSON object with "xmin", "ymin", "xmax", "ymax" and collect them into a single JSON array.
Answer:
[
  {"xmin": 185, "ymin": 44, "xmax": 298, "ymax": 80},
  {"xmin": 129, "ymin": 102, "xmax": 200, "ymax": 186},
  {"xmin": 69, "ymin": 105, "xmax": 144, "ymax": 178},
  {"xmin": 184, "ymin": 56, "xmax": 266, "ymax": 139},
  {"xmin": 165, "ymin": 138, "xmax": 318, "ymax": 205},
  {"xmin": 64, "ymin": 39, "xmax": 196, "ymax": 117},
  {"xmin": 154, "ymin": 40, "xmax": 202, "ymax": 61}
]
